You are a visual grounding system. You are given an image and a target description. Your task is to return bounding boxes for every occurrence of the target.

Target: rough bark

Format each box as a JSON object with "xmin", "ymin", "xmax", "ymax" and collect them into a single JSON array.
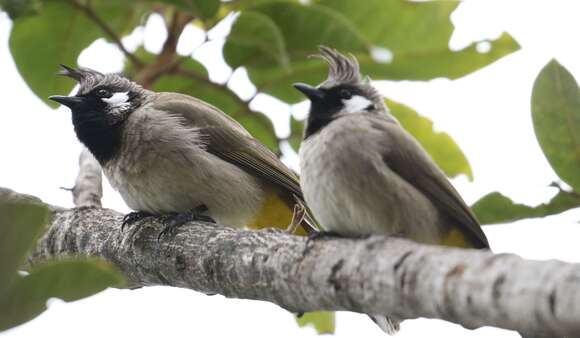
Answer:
[
  {"xmin": 71, "ymin": 148, "xmax": 102, "ymax": 208},
  {"xmin": 15, "ymin": 152, "xmax": 580, "ymax": 337}
]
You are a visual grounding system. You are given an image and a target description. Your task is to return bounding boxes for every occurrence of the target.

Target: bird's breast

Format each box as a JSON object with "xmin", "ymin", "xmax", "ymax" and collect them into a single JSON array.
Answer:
[
  {"xmin": 299, "ymin": 122, "xmax": 443, "ymax": 240},
  {"xmin": 102, "ymin": 109, "xmax": 267, "ymax": 228}
]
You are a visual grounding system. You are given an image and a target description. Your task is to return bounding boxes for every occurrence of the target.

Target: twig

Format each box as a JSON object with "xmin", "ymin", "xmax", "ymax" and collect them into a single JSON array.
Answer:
[
  {"xmin": 136, "ymin": 11, "xmax": 192, "ymax": 88},
  {"xmin": 71, "ymin": 0, "xmax": 144, "ymax": 69},
  {"xmin": 71, "ymin": 148, "xmax": 102, "ymax": 207}
]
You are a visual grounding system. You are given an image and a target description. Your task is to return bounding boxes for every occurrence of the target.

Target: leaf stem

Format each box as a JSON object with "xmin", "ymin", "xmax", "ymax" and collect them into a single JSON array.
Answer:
[{"xmin": 549, "ymin": 181, "xmax": 580, "ymax": 201}]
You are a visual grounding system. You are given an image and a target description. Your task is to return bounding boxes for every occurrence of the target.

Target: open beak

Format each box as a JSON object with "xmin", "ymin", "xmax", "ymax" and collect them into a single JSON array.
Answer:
[
  {"xmin": 293, "ymin": 83, "xmax": 325, "ymax": 101},
  {"xmin": 48, "ymin": 95, "xmax": 85, "ymax": 109}
]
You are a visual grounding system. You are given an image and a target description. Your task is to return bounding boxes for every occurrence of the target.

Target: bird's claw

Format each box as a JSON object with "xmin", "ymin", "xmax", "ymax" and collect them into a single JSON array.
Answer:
[
  {"xmin": 157, "ymin": 205, "xmax": 214, "ymax": 241},
  {"xmin": 307, "ymin": 230, "xmax": 339, "ymax": 242},
  {"xmin": 121, "ymin": 211, "xmax": 152, "ymax": 232},
  {"xmin": 302, "ymin": 230, "xmax": 339, "ymax": 256}
]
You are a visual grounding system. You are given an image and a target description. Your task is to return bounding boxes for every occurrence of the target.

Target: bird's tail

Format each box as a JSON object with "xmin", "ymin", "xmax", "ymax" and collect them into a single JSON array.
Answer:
[
  {"xmin": 290, "ymin": 198, "xmax": 398, "ymax": 335},
  {"xmin": 369, "ymin": 315, "xmax": 400, "ymax": 335}
]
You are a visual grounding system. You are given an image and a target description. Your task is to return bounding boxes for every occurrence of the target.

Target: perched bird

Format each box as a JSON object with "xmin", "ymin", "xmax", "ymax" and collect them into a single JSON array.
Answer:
[
  {"xmin": 49, "ymin": 65, "xmax": 315, "ymax": 236},
  {"xmin": 294, "ymin": 47, "xmax": 490, "ymax": 334}
]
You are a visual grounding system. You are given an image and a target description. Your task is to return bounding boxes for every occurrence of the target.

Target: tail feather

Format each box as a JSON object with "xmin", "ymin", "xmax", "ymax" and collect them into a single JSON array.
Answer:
[
  {"xmin": 369, "ymin": 315, "xmax": 400, "ymax": 335},
  {"xmin": 290, "ymin": 197, "xmax": 397, "ymax": 335}
]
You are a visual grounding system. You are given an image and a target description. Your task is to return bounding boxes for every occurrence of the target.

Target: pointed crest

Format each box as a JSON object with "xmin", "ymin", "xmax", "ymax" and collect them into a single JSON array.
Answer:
[
  {"xmin": 56, "ymin": 65, "xmax": 137, "ymax": 95},
  {"xmin": 317, "ymin": 46, "xmax": 361, "ymax": 85},
  {"xmin": 57, "ymin": 64, "xmax": 103, "ymax": 82}
]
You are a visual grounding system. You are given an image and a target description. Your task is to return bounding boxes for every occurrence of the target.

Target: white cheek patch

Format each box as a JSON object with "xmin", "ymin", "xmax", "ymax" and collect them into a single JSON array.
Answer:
[
  {"xmin": 340, "ymin": 95, "xmax": 373, "ymax": 114},
  {"xmin": 102, "ymin": 92, "xmax": 130, "ymax": 107}
]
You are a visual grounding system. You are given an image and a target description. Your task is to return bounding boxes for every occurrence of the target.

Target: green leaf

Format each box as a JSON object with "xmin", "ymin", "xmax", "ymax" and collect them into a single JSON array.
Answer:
[
  {"xmin": 387, "ymin": 99, "xmax": 473, "ymax": 180},
  {"xmin": 241, "ymin": 35, "xmax": 518, "ymax": 103},
  {"xmin": 296, "ymin": 312, "xmax": 335, "ymax": 334},
  {"xmin": 316, "ymin": 0, "xmax": 519, "ymax": 80},
  {"xmin": 152, "ymin": 60, "xmax": 242, "ymax": 115},
  {"xmin": 0, "ymin": 259, "xmax": 124, "ymax": 331},
  {"xmin": 0, "ymin": 199, "xmax": 49, "ymax": 291},
  {"xmin": 9, "ymin": 1, "xmax": 139, "ymax": 108},
  {"xmin": 224, "ymin": 11, "xmax": 289, "ymax": 69},
  {"xmin": 288, "ymin": 116, "xmax": 304, "ymax": 152},
  {"xmin": 224, "ymin": 1, "xmax": 369, "ymax": 102},
  {"xmin": 0, "ymin": 0, "xmax": 40, "ymax": 19},
  {"xmin": 153, "ymin": 69, "xmax": 257, "ymax": 131},
  {"xmin": 472, "ymin": 191, "xmax": 580, "ymax": 225},
  {"xmin": 150, "ymin": 0, "xmax": 220, "ymax": 19},
  {"xmin": 228, "ymin": 0, "xmax": 300, "ymax": 10},
  {"xmin": 124, "ymin": 46, "xmax": 157, "ymax": 77},
  {"xmin": 363, "ymin": 33, "xmax": 520, "ymax": 81},
  {"xmin": 317, "ymin": 0, "xmax": 458, "ymax": 54},
  {"xmin": 0, "ymin": 192, "xmax": 124, "ymax": 332},
  {"xmin": 224, "ymin": 1, "xmax": 519, "ymax": 103},
  {"xmin": 531, "ymin": 60, "xmax": 580, "ymax": 191}
]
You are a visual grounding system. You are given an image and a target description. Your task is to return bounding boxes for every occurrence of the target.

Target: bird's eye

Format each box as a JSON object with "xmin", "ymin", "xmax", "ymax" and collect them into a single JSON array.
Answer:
[
  {"xmin": 96, "ymin": 88, "xmax": 111, "ymax": 98},
  {"xmin": 339, "ymin": 89, "xmax": 352, "ymax": 99}
]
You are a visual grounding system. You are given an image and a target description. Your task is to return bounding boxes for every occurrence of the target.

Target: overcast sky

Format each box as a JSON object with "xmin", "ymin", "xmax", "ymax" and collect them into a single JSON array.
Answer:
[{"xmin": 2, "ymin": 1, "xmax": 580, "ymax": 337}]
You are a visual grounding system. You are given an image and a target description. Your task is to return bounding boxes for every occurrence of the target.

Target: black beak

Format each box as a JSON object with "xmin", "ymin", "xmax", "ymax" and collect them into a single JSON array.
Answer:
[
  {"xmin": 48, "ymin": 95, "xmax": 85, "ymax": 109},
  {"xmin": 293, "ymin": 83, "xmax": 325, "ymax": 101}
]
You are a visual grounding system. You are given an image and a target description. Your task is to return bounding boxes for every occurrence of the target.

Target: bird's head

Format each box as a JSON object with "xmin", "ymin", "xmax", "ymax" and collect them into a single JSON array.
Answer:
[
  {"xmin": 49, "ymin": 65, "xmax": 146, "ymax": 125},
  {"xmin": 49, "ymin": 65, "xmax": 147, "ymax": 163},
  {"xmin": 293, "ymin": 47, "xmax": 389, "ymax": 138}
]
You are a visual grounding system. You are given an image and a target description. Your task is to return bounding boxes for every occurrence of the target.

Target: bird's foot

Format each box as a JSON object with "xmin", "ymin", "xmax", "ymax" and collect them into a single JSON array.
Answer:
[
  {"xmin": 285, "ymin": 204, "xmax": 307, "ymax": 234},
  {"xmin": 307, "ymin": 230, "xmax": 340, "ymax": 242},
  {"xmin": 303, "ymin": 230, "xmax": 340, "ymax": 256},
  {"xmin": 122, "ymin": 211, "xmax": 153, "ymax": 231},
  {"xmin": 157, "ymin": 205, "xmax": 214, "ymax": 240}
]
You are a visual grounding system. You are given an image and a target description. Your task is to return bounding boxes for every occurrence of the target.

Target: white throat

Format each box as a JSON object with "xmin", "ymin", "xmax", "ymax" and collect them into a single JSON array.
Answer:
[
  {"xmin": 102, "ymin": 92, "xmax": 130, "ymax": 108},
  {"xmin": 340, "ymin": 95, "xmax": 373, "ymax": 114}
]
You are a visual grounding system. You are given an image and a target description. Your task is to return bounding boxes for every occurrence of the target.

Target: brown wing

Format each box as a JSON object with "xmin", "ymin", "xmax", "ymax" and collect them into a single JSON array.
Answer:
[
  {"xmin": 369, "ymin": 115, "xmax": 489, "ymax": 249},
  {"xmin": 201, "ymin": 125, "xmax": 303, "ymax": 199},
  {"xmin": 149, "ymin": 93, "xmax": 317, "ymax": 232}
]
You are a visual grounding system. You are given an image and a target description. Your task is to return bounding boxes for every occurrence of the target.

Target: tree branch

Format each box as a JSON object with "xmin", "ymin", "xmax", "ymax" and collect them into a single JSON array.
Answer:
[
  {"xmin": 71, "ymin": 0, "xmax": 144, "ymax": 69},
  {"xmin": 135, "ymin": 11, "xmax": 192, "ymax": 88},
  {"xmin": 17, "ymin": 152, "xmax": 580, "ymax": 338},
  {"xmin": 20, "ymin": 201, "xmax": 579, "ymax": 337},
  {"xmin": 71, "ymin": 148, "xmax": 102, "ymax": 207}
]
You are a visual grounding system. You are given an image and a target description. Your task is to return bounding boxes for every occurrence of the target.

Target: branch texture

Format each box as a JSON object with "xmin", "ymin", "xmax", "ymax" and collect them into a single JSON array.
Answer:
[
  {"xmin": 15, "ymin": 149, "xmax": 580, "ymax": 337},
  {"xmin": 71, "ymin": 148, "xmax": 102, "ymax": 208},
  {"xmin": 20, "ymin": 196, "xmax": 580, "ymax": 337}
]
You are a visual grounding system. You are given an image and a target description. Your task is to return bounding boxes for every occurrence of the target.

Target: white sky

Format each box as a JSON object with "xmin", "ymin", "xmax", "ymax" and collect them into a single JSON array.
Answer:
[{"xmin": 2, "ymin": 1, "xmax": 580, "ymax": 337}]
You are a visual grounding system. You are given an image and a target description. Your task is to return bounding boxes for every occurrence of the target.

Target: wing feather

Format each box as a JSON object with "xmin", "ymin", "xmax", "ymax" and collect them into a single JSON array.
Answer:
[
  {"xmin": 149, "ymin": 93, "xmax": 316, "ymax": 233},
  {"xmin": 369, "ymin": 115, "xmax": 489, "ymax": 249}
]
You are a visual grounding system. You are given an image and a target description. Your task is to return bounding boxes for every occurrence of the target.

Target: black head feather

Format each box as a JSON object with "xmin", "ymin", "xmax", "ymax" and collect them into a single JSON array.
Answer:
[
  {"xmin": 296, "ymin": 47, "xmax": 390, "ymax": 139},
  {"xmin": 52, "ymin": 65, "xmax": 145, "ymax": 164}
]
